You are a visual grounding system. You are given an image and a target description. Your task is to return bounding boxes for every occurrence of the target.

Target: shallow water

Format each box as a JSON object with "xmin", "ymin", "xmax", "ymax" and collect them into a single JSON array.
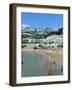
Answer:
[{"xmin": 21, "ymin": 50, "xmax": 63, "ymax": 77}]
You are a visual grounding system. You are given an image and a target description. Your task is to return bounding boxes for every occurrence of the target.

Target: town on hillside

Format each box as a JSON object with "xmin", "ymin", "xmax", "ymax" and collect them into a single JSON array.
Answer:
[{"xmin": 21, "ymin": 26, "xmax": 63, "ymax": 49}]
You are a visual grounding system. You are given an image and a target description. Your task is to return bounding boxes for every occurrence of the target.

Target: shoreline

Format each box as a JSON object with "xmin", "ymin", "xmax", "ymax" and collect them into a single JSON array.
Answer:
[{"xmin": 21, "ymin": 48, "xmax": 63, "ymax": 64}]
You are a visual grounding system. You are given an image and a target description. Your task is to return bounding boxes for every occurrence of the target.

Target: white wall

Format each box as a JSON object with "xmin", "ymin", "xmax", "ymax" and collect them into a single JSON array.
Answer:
[{"xmin": 0, "ymin": 0, "xmax": 72, "ymax": 90}]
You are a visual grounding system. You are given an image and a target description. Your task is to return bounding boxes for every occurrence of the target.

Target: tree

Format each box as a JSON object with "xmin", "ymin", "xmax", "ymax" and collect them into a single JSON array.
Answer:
[
  {"xmin": 35, "ymin": 28, "xmax": 37, "ymax": 33},
  {"xmin": 22, "ymin": 39, "xmax": 29, "ymax": 44},
  {"xmin": 58, "ymin": 28, "xmax": 63, "ymax": 34}
]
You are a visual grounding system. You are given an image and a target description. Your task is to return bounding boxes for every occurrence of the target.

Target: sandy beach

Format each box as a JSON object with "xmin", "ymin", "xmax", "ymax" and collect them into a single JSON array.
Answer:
[{"xmin": 22, "ymin": 48, "xmax": 63, "ymax": 65}]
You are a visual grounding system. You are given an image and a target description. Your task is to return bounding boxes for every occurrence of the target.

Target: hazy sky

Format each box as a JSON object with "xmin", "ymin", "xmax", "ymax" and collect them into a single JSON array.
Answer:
[{"xmin": 21, "ymin": 12, "xmax": 63, "ymax": 29}]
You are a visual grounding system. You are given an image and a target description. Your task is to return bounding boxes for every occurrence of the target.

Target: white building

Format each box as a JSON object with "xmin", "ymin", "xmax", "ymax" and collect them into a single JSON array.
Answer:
[{"xmin": 22, "ymin": 35, "xmax": 63, "ymax": 48}]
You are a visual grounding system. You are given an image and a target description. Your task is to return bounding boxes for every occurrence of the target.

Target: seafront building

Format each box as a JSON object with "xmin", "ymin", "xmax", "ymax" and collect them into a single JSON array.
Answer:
[{"xmin": 22, "ymin": 35, "xmax": 63, "ymax": 49}]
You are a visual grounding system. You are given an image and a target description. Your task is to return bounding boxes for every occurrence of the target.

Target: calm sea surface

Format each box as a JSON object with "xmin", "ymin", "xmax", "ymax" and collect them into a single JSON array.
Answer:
[{"xmin": 21, "ymin": 51, "xmax": 63, "ymax": 77}]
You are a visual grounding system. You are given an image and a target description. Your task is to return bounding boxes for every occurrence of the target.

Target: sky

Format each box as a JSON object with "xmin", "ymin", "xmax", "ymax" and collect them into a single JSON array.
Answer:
[{"xmin": 21, "ymin": 12, "xmax": 63, "ymax": 29}]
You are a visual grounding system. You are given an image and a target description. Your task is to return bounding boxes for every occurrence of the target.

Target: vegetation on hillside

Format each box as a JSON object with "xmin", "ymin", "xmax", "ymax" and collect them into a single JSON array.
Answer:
[{"xmin": 22, "ymin": 27, "xmax": 63, "ymax": 39}]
